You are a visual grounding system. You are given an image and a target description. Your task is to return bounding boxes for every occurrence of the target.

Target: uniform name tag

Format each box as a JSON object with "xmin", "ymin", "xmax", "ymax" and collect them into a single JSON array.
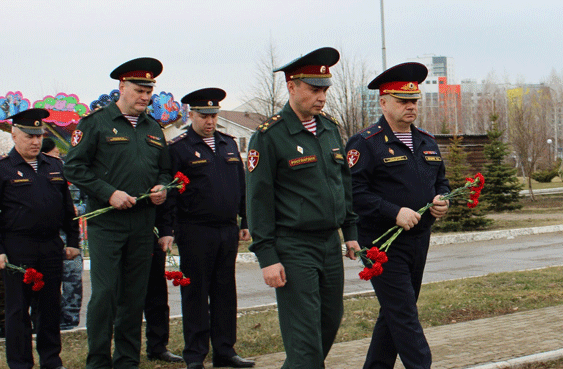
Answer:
[
  {"xmin": 383, "ymin": 155, "xmax": 407, "ymax": 163},
  {"xmin": 190, "ymin": 159, "xmax": 209, "ymax": 165},
  {"xmin": 11, "ymin": 178, "xmax": 31, "ymax": 184},
  {"xmin": 146, "ymin": 138, "xmax": 164, "ymax": 147},
  {"xmin": 289, "ymin": 155, "xmax": 318, "ymax": 167},
  {"xmin": 107, "ymin": 137, "xmax": 130, "ymax": 143},
  {"xmin": 226, "ymin": 157, "xmax": 240, "ymax": 162},
  {"xmin": 425, "ymin": 156, "xmax": 442, "ymax": 162},
  {"xmin": 49, "ymin": 177, "xmax": 65, "ymax": 182}
]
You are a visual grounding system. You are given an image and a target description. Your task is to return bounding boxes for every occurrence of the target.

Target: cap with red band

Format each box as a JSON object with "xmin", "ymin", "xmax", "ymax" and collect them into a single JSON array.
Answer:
[
  {"xmin": 274, "ymin": 47, "xmax": 340, "ymax": 87},
  {"xmin": 367, "ymin": 62, "xmax": 428, "ymax": 100},
  {"xmin": 110, "ymin": 57, "xmax": 163, "ymax": 87}
]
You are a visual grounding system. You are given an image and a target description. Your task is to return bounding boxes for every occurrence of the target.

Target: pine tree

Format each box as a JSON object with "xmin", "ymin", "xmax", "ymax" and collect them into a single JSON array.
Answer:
[
  {"xmin": 481, "ymin": 114, "xmax": 523, "ymax": 212},
  {"xmin": 434, "ymin": 135, "xmax": 492, "ymax": 232}
]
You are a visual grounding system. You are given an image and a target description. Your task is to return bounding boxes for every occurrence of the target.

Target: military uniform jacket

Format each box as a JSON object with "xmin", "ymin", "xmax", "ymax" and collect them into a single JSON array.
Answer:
[
  {"xmin": 0, "ymin": 149, "xmax": 79, "ymax": 254},
  {"xmin": 345, "ymin": 116, "xmax": 450, "ymax": 235},
  {"xmin": 64, "ymin": 102, "xmax": 171, "ymax": 212},
  {"xmin": 247, "ymin": 102, "xmax": 358, "ymax": 268},
  {"xmin": 167, "ymin": 125, "xmax": 247, "ymax": 230}
]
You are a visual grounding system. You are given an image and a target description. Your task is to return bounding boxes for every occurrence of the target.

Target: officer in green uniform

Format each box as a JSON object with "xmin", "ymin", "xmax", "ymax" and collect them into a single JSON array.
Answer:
[
  {"xmin": 246, "ymin": 47, "xmax": 360, "ymax": 369},
  {"xmin": 64, "ymin": 57, "xmax": 171, "ymax": 369}
]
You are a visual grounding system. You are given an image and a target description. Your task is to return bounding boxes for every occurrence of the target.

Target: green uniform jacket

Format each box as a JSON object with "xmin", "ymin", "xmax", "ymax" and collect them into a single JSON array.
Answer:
[
  {"xmin": 64, "ymin": 102, "xmax": 171, "ymax": 211},
  {"xmin": 247, "ymin": 102, "xmax": 358, "ymax": 268}
]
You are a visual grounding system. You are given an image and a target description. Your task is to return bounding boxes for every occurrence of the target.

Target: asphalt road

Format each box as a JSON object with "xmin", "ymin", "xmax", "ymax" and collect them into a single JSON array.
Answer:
[{"xmin": 76, "ymin": 230, "xmax": 563, "ymax": 328}]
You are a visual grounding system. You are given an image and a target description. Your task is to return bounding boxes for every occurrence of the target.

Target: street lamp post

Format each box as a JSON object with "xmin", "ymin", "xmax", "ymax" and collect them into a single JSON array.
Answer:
[{"xmin": 547, "ymin": 138, "xmax": 553, "ymax": 163}]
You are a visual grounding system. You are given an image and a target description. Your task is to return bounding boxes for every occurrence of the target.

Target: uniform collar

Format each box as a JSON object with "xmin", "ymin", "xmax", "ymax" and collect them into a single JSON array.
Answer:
[
  {"xmin": 8, "ymin": 147, "xmax": 46, "ymax": 168},
  {"xmin": 377, "ymin": 116, "xmax": 427, "ymax": 150},
  {"xmin": 281, "ymin": 102, "xmax": 335, "ymax": 135},
  {"xmin": 108, "ymin": 101, "xmax": 149, "ymax": 124},
  {"xmin": 186, "ymin": 125, "xmax": 227, "ymax": 146}
]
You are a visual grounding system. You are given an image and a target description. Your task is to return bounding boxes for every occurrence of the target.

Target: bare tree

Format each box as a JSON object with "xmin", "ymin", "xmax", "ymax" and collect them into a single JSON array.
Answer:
[
  {"xmin": 325, "ymin": 53, "xmax": 373, "ymax": 141},
  {"xmin": 243, "ymin": 39, "xmax": 287, "ymax": 117},
  {"xmin": 507, "ymin": 86, "xmax": 550, "ymax": 200}
]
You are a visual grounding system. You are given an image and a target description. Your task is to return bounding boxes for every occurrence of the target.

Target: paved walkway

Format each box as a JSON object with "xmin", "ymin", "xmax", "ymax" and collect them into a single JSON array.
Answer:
[{"xmin": 248, "ymin": 305, "xmax": 563, "ymax": 368}]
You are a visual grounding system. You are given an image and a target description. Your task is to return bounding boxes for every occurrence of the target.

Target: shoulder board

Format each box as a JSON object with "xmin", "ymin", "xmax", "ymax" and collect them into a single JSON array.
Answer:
[
  {"xmin": 359, "ymin": 124, "xmax": 383, "ymax": 139},
  {"xmin": 80, "ymin": 106, "xmax": 103, "ymax": 119},
  {"xmin": 320, "ymin": 111, "xmax": 339, "ymax": 125},
  {"xmin": 43, "ymin": 153, "xmax": 63, "ymax": 162},
  {"xmin": 167, "ymin": 132, "xmax": 188, "ymax": 145},
  {"xmin": 257, "ymin": 114, "xmax": 282, "ymax": 133},
  {"xmin": 0, "ymin": 154, "xmax": 9, "ymax": 161},
  {"xmin": 217, "ymin": 130, "xmax": 235, "ymax": 139},
  {"xmin": 415, "ymin": 126, "xmax": 435, "ymax": 139}
]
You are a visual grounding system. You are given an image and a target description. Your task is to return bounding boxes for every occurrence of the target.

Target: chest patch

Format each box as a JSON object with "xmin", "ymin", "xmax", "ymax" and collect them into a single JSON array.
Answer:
[
  {"xmin": 247, "ymin": 150, "xmax": 259, "ymax": 172},
  {"xmin": 288, "ymin": 155, "xmax": 317, "ymax": 167},
  {"xmin": 425, "ymin": 156, "xmax": 442, "ymax": 162}
]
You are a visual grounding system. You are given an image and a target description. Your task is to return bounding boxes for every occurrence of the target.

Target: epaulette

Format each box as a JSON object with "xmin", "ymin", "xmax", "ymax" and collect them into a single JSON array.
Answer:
[
  {"xmin": 257, "ymin": 115, "xmax": 281, "ymax": 132},
  {"xmin": 415, "ymin": 126, "xmax": 435, "ymax": 139},
  {"xmin": 167, "ymin": 132, "xmax": 188, "ymax": 145},
  {"xmin": 320, "ymin": 111, "xmax": 339, "ymax": 125},
  {"xmin": 359, "ymin": 124, "xmax": 383, "ymax": 140},
  {"xmin": 217, "ymin": 130, "xmax": 235, "ymax": 139},
  {"xmin": 43, "ymin": 152, "xmax": 63, "ymax": 162},
  {"xmin": 80, "ymin": 106, "xmax": 103, "ymax": 119}
]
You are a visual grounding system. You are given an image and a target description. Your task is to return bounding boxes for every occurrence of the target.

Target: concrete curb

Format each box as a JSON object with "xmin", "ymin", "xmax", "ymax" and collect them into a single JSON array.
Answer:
[{"xmin": 465, "ymin": 348, "xmax": 563, "ymax": 368}]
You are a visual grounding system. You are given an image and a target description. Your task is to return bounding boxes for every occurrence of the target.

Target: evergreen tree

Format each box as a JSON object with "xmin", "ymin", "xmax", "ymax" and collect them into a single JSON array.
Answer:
[
  {"xmin": 481, "ymin": 114, "xmax": 523, "ymax": 211},
  {"xmin": 434, "ymin": 135, "xmax": 492, "ymax": 232}
]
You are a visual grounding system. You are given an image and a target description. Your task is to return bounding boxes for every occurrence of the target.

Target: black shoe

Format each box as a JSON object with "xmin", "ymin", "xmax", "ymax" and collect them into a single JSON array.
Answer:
[
  {"xmin": 186, "ymin": 363, "xmax": 205, "ymax": 369},
  {"xmin": 147, "ymin": 350, "xmax": 184, "ymax": 363},
  {"xmin": 213, "ymin": 355, "xmax": 255, "ymax": 368}
]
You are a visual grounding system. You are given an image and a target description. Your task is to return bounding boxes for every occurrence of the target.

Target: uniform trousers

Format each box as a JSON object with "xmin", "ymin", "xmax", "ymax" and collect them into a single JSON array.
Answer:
[
  {"xmin": 2, "ymin": 235, "xmax": 64, "ymax": 369},
  {"xmin": 86, "ymin": 208, "xmax": 155, "ymax": 369},
  {"xmin": 274, "ymin": 228, "xmax": 344, "ymax": 369},
  {"xmin": 361, "ymin": 228, "xmax": 432, "ymax": 369},
  {"xmin": 144, "ymin": 242, "xmax": 170, "ymax": 355},
  {"xmin": 176, "ymin": 223, "xmax": 238, "ymax": 364}
]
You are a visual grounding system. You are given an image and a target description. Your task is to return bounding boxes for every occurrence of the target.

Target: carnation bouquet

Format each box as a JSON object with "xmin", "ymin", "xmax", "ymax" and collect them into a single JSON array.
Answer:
[
  {"xmin": 75, "ymin": 171, "xmax": 190, "ymax": 220},
  {"xmin": 5, "ymin": 263, "xmax": 45, "ymax": 291},
  {"xmin": 356, "ymin": 173, "xmax": 485, "ymax": 280}
]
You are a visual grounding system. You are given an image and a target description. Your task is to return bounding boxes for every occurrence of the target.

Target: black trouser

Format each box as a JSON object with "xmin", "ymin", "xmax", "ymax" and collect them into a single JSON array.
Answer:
[
  {"xmin": 361, "ymin": 228, "xmax": 432, "ymax": 369},
  {"xmin": 144, "ymin": 240, "xmax": 170, "ymax": 355},
  {"xmin": 176, "ymin": 223, "xmax": 238, "ymax": 365},
  {"xmin": 3, "ymin": 235, "xmax": 64, "ymax": 369}
]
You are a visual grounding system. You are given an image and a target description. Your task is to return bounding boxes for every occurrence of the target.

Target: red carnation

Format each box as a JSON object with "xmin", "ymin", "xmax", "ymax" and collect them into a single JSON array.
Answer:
[
  {"xmin": 32, "ymin": 281, "xmax": 45, "ymax": 291},
  {"xmin": 179, "ymin": 278, "xmax": 191, "ymax": 286},
  {"xmin": 174, "ymin": 172, "xmax": 190, "ymax": 194},
  {"xmin": 366, "ymin": 247, "xmax": 381, "ymax": 261},
  {"xmin": 172, "ymin": 278, "xmax": 181, "ymax": 286}
]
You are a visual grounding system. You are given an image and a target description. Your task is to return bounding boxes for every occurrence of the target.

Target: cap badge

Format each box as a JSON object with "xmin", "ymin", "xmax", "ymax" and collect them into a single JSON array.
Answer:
[
  {"xmin": 297, "ymin": 145, "xmax": 303, "ymax": 154},
  {"xmin": 146, "ymin": 73, "xmax": 151, "ymax": 78},
  {"xmin": 17, "ymin": 171, "xmax": 23, "ymax": 177},
  {"xmin": 208, "ymin": 101, "xmax": 213, "ymax": 106},
  {"xmin": 320, "ymin": 66, "xmax": 327, "ymax": 74},
  {"xmin": 195, "ymin": 151, "xmax": 201, "ymax": 158},
  {"xmin": 113, "ymin": 128, "xmax": 118, "ymax": 134},
  {"xmin": 34, "ymin": 120, "xmax": 40, "ymax": 127},
  {"xmin": 389, "ymin": 148, "xmax": 394, "ymax": 155}
]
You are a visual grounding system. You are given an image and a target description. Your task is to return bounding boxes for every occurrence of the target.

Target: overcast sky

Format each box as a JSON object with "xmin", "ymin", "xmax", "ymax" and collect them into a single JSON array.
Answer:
[{"xmin": 2, "ymin": 0, "xmax": 562, "ymax": 110}]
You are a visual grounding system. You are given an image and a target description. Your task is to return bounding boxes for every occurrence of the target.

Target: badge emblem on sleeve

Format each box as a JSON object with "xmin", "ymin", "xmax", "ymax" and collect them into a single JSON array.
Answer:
[
  {"xmin": 347, "ymin": 149, "xmax": 360, "ymax": 168},
  {"xmin": 71, "ymin": 130, "xmax": 83, "ymax": 147},
  {"xmin": 247, "ymin": 150, "xmax": 259, "ymax": 172}
]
